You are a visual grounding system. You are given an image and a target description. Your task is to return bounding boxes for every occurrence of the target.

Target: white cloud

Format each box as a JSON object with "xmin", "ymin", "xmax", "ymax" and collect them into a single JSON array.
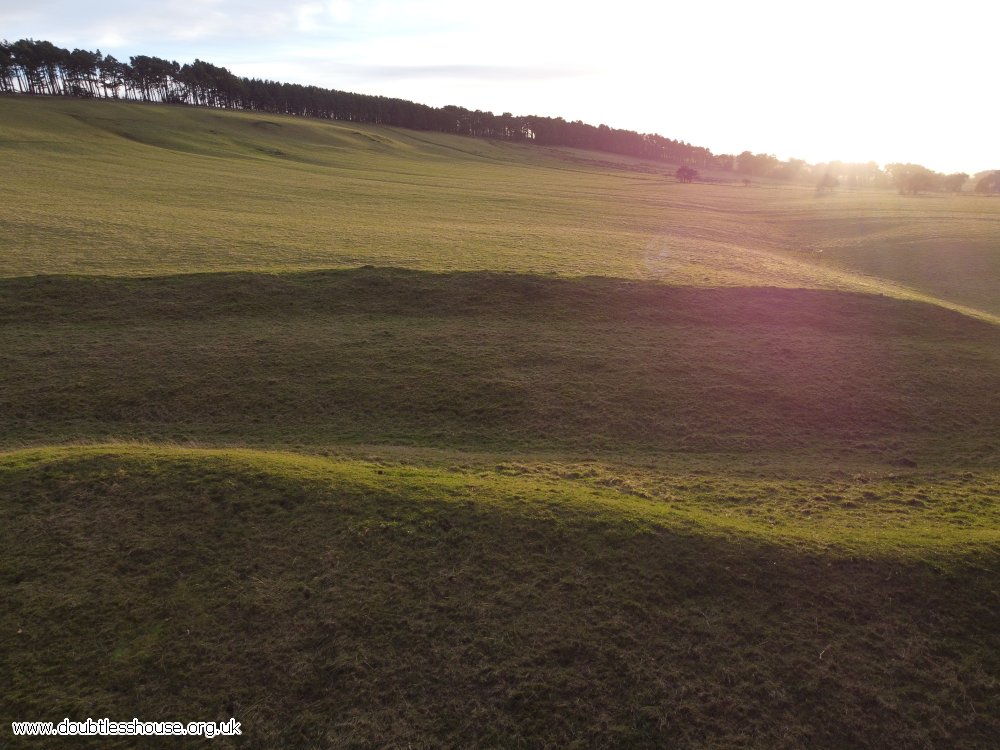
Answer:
[{"xmin": 327, "ymin": 0, "xmax": 353, "ymax": 23}]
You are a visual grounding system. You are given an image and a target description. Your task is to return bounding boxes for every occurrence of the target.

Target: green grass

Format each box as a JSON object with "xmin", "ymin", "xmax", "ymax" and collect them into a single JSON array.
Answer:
[
  {"xmin": 3, "ymin": 269, "xmax": 999, "ymax": 464},
  {"xmin": 2, "ymin": 97, "xmax": 999, "ymax": 321},
  {"xmin": 2, "ymin": 446, "xmax": 999, "ymax": 748},
  {"xmin": 3, "ymin": 96, "xmax": 1000, "ymax": 747}
]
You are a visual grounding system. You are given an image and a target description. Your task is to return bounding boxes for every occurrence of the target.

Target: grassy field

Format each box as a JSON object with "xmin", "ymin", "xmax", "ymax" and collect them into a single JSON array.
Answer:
[
  {"xmin": 3, "ymin": 447, "xmax": 999, "ymax": 748},
  {"xmin": 2, "ymin": 96, "xmax": 999, "ymax": 320},
  {"xmin": 3, "ymin": 269, "xmax": 1000, "ymax": 465},
  {"xmin": 2, "ymin": 96, "xmax": 999, "ymax": 747}
]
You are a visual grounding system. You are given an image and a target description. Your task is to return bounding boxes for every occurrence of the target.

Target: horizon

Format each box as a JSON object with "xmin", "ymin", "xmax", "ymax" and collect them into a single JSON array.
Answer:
[{"xmin": 1, "ymin": 0, "xmax": 996, "ymax": 175}]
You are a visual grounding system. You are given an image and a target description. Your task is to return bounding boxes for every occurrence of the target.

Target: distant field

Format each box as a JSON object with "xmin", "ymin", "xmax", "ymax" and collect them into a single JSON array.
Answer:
[
  {"xmin": 3, "ymin": 96, "xmax": 1000, "ymax": 748},
  {"xmin": 2, "ymin": 97, "xmax": 998, "ymax": 320}
]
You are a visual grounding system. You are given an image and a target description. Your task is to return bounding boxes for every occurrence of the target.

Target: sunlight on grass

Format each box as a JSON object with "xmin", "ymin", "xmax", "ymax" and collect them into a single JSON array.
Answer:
[
  {"xmin": 3, "ymin": 98, "xmax": 998, "ymax": 322},
  {"xmin": 4, "ymin": 95, "xmax": 1000, "ymax": 747},
  {"xmin": 4, "ymin": 444, "xmax": 997, "ymax": 557}
]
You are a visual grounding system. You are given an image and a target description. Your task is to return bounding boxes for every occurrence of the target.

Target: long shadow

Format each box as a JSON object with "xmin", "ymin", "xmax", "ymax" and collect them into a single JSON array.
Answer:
[
  {"xmin": 2, "ymin": 266, "xmax": 997, "ymax": 340},
  {"xmin": 3, "ymin": 268, "xmax": 999, "ymax": 456}
]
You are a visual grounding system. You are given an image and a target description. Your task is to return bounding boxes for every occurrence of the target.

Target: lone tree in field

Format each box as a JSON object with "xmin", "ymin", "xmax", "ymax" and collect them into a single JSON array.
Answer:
[
  {"xmin": 816, "ymin": 173, "xmax": 839, "ymax": 193},
  {"xmin": 975, "ymin": 172, "xmax": 1000, "ymax": 194},
  {"xmin": 676, "ymin": 165, "xmax": 698, "ymax": 183},
  {"xmin": 942, "ymin": 172, "xmax": 969, "ymax": 193},
  {"xmin": 886, "ymin": 163, "xmax": 938, "ymax": 194}
]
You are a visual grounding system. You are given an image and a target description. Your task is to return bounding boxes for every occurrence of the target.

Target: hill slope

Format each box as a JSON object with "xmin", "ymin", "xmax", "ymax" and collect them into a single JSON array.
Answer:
[
  {"xmin": 3, "ymin": 446, "xmax": 999, "ymax": 748},
  {"xmin": 2, "ymin": 97, "xmax": 999, "ymax": 320},
  {"xmin": 4, "ymin": 96, "xmax": 1000, "ymax": 748},
  {"xmin": 3, "ymin": 269, "xmax": 999, "ymax": 464}
]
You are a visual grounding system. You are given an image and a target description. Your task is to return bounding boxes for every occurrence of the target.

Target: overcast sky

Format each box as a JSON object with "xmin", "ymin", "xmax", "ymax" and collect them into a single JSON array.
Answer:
[{"xmin": 3, "ymin": 0, "xmax": 995, "ymax": 173}]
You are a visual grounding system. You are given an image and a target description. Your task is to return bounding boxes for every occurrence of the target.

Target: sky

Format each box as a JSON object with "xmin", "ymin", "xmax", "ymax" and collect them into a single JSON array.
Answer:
[{"xmin": 2, "ymin": 0, "xmax": 996, "ymax": 174}]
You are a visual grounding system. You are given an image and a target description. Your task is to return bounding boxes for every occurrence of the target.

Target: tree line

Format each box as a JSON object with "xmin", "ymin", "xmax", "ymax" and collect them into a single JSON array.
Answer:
[
  {"xmin": 2, "ymin": 38, "xmax": 996, "ymax": 192},
  {"xmin": 727, "ymin": 153, "xmax": 992, "ymax": 195}
]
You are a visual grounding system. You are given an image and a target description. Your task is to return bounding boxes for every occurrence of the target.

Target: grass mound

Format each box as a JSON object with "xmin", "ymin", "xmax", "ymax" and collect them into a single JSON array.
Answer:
[
  {"xmin": 3, "ymin": 446, "xmax": 999, "ymax": 748},
  {"xmin": 3, "ymin": 269, "xmax": 999, "ymax": 462}
]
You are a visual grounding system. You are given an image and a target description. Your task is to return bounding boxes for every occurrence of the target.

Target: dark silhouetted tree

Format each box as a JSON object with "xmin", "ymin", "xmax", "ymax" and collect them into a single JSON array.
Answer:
[
  {"xmin": 676, "ymin": 165, "xmax": 698, "ymax": 183},
  {"xmin": 0, "ymin": 40, "xmax": 15, "ymax": 92}
]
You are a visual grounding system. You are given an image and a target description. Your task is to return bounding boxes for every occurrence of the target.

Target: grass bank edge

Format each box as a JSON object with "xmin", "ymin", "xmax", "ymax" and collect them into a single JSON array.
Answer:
[{"xmin": 3, "ymin": 443, "xmax": 997, "ymax": 559}]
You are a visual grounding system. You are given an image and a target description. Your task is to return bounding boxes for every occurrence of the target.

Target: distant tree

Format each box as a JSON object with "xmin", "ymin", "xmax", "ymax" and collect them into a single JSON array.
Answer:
[
  {"xmin": 0, "ymin": 40, "xmax": 17, "ymax": 92},
  {"xmin": 99, "ymin": 55, "xmax": 126, "ymax": 98},
  {"xmin": 714, "ymin": 153, "xmax": 735, "ymax": 171},
  {"xmin": 23, "ymin": 39, "xmax": 69, "ymax": 95},
  {"xmin": 737, "ymin": 151, "xmax": 779, "ymax": 177},
  {"xmin": 975, "ymin": 172, "xmax": 1000, "ymax": 194},
  {"xmin": 842, "ymin": 161, "xmax": 887, "ymax": 189},
  {"xmin": 941, "ymin": 173, "xmax": 969, "ymax": 193},
  {"xmin": 8, "ymin": 39, "xmax": 46, "ymax": 93},
  {"xmin": 129, "ymin": 55, "xmax": 180, "ymax": 102},
  {"xmin": 816, "ymin": 173, "xmax": 839, "ymax": 193},
  {"xmin": 772, "ymin": 158, "xmax": 805, "ymax": 181},
  {"xmin": 676, "ymin": 165, "xmax": 698, "ymax": 183},
  {"xmin": 64, "ymin": 48, "xmax": 101, "ymax": 97},
  {"xmin": 885, "ymin": 163, "xmax": 939, "ymax": 194}
]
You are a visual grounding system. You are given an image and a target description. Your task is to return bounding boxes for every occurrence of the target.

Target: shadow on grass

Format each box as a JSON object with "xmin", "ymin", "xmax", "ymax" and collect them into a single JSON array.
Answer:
[
  {"xmin": 3, "ymin": 268, "xmax": 1000, "ymax": 461},
  {"xmin": 3, "ymin": 266, "xmax": 999, "ymax": 339},
  {"xmin": 2, "ymin": 448, "xmax": 998, "ymax": 748}
]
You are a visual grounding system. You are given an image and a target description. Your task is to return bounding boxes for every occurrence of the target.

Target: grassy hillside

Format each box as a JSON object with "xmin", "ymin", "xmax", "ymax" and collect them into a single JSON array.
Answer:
[
  {"xmin": 2, "ymin": 97, "xmax": 999, "ymax": 320},
  {"xmin": 3, "ymin": 447, "xmax": 999, "ymax": 748},
  {"xmin": 3, "ymin": 269, "xmax": 1000, "ymax": 465},
  {"xmin": 3, "ymin": 96, "xmax": 1000, "ymax": 748}
]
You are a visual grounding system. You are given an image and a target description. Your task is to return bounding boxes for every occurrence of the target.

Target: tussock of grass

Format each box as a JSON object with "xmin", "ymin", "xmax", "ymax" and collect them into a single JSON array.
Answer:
[{"xmin": 2, "ymin": 446, "xmax": 999, "ymax": 748}]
